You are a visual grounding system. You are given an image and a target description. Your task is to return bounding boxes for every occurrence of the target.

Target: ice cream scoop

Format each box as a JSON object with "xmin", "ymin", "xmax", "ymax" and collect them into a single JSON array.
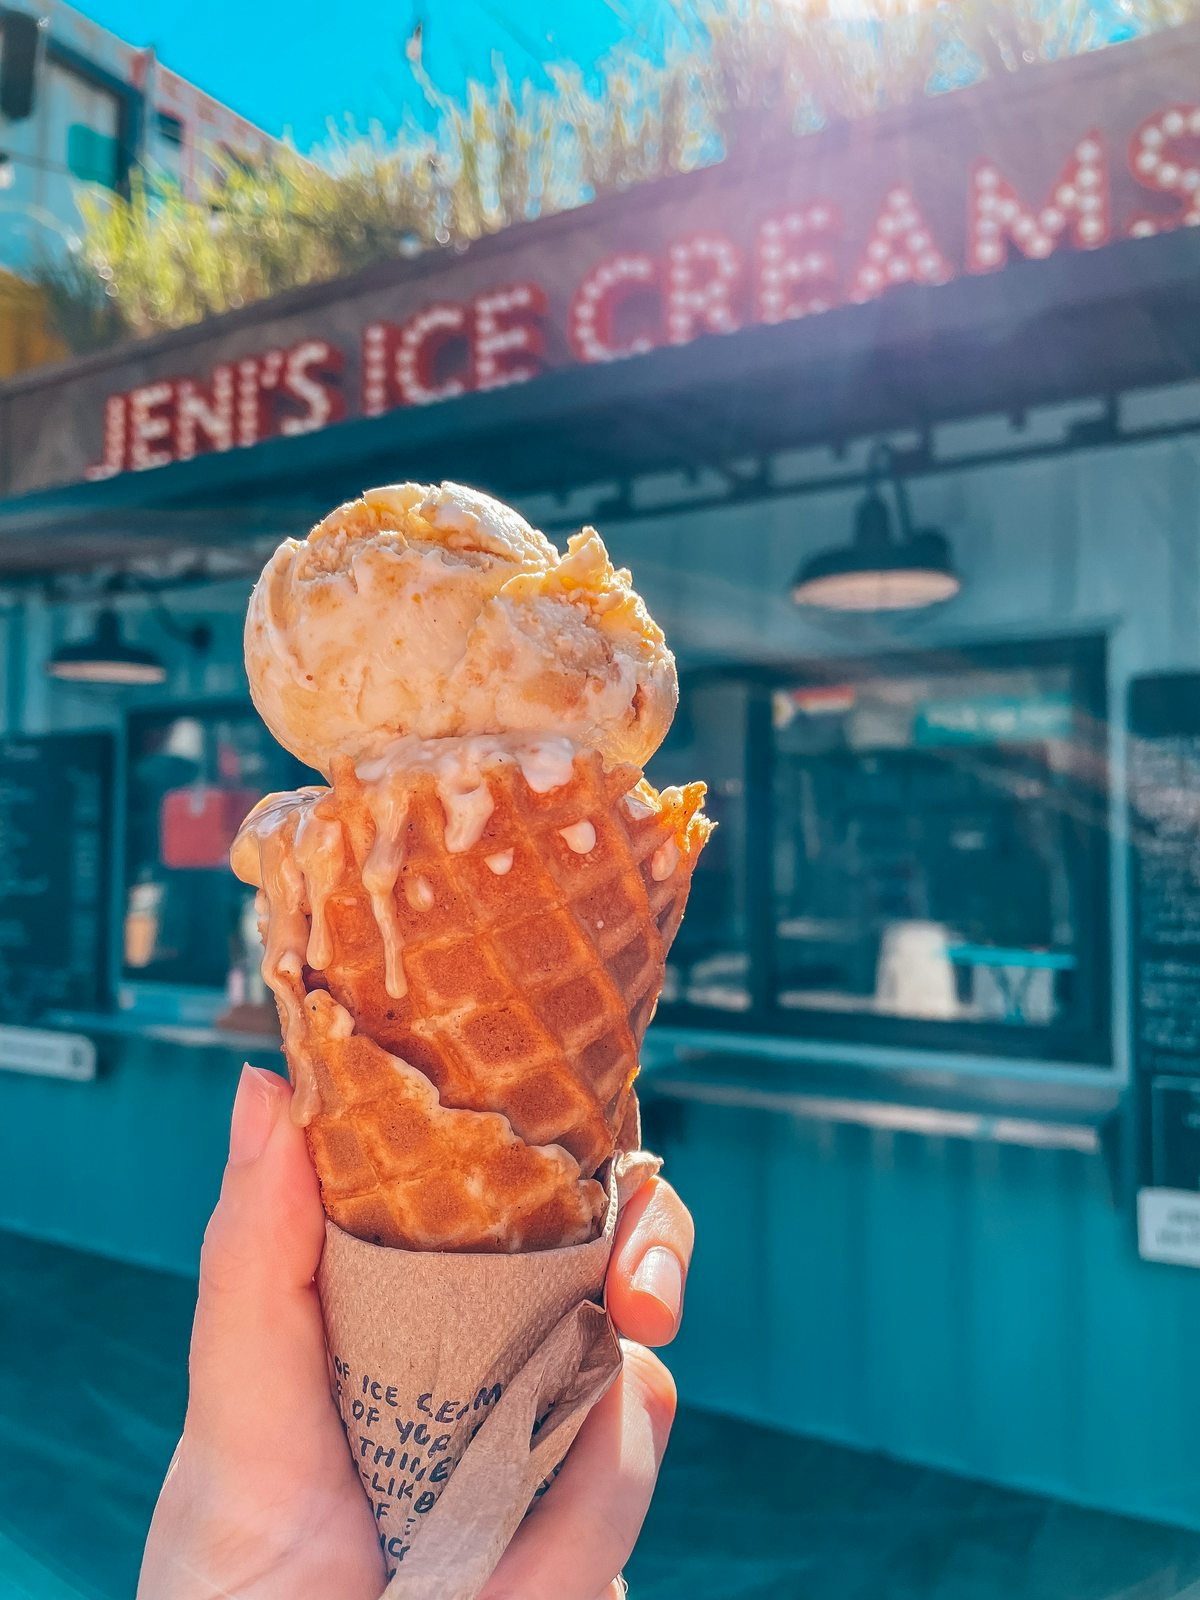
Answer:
[{"xmin": 245, "ymin": 480, "xmax": 677, "ymax": 776}]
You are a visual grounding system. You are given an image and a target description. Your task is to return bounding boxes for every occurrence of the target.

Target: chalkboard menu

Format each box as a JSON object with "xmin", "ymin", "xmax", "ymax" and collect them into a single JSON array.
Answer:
[
  {"xmin": 1129, "ymin": 674, "xmax": 1200, "ymax": 1191},
  {"xmin": 0, "ymin": 733, "xmax": 113, "ymax": 1023}
]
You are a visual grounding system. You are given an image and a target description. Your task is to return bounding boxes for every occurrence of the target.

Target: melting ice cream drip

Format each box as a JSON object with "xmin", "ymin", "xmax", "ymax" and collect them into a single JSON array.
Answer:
[
  {"xmin": 651, "ymin": 840, "xmax": 680, "ymax": 881},
  {"xmin": 515, "ymin": 737, "xmax": 576, "ymax": 794},
  {"xmin": 233, "ymin": 737, "xmax": 584, "ymax": 1065},
  {"xmin": 559, "ymin": 821, "xmax": 596, "ymax": 854},
  {"xmin": 356, "ymin": 734, "xmax": 575, "ymax": 852},
  {"xmin": 293, "ymin": 809, "xmax": 344, "ymax": 970},
  {"xmin": 441, "ymin": 779, "xmax": 495, "ymax": 853},
  {"xmin": 405, "ymin": 876, "xmax": 436, "ymax": 910},
  {"xmin": 362, "ymin": 772, "xmax": 411, "ymax": 1001},
  {"xmin": 254, "ymin": 816, "xmax": 322, "ymax": 1126}
]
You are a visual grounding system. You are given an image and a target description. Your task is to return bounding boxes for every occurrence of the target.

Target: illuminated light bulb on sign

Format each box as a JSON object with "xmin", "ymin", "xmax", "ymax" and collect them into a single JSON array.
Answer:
[
  {"xmin": 237, "ymin": 351, "xmax": 285, "ymax": 447},
  {"xmin": 236, "ymin": 359, "xmax": 260, "ymax": 446},
  {"xmin": 279, "ymin": 341, "xmax": 345, "ymax": 435},
  {"xmin": 395, "ymin": 303, "xmax": 469, "ymax": 405},
  {"xmin": 472, "ymin": 281, "xmax": 546, "ymax": 390},
  {"xmin": 175, "ymin": 365, "xmax": 235, "ymax": 460},
  {"xmin": 568, "ymin": 253, "xmax": 658, "ymax": 363},
  {"xmin": 129, "ymin": 382, "xmax": 176, "ymax": 471},
  {"xmin": 1127, "ymin": 104, "xmax": 1200, "ymax": 236},
  {"xmin": 85, "ymin": 394, "xmax": 128, "ymax": 481},
  {"xmin": 361, "ymin": 322, "xmax": 390, "ymax": 417},
  {"xmin": 848, "ymin": 187, "xmax": 950, "ymax": 303},
  {"xmin": 967, "ymin": 131, "xmax": 1110, "ymax": 271},
  {"xmin": 664, "ymin": 234, "xmax": 742, "ymax": 344}
]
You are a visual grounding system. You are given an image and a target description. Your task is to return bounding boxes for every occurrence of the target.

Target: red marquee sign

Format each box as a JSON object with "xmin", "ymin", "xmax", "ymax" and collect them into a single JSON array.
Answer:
[{"xmin": 40, "ymin": 30, "xmax": 1200, "ymax": 491}]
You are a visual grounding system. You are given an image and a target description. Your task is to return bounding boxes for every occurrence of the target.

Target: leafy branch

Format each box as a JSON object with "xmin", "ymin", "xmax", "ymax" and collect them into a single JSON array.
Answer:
[{"xmin": 20, "ymin": 0, "xmax": 1200, "ymax": 359}]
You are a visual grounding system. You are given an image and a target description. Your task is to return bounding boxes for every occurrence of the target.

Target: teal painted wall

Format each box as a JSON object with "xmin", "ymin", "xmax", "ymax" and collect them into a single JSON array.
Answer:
[
  {"xmin": 0, "ymin": 1034, "xmax": 278, "ymax": 1274},
  {"xmin": 5, "ymin": 1037, "xmax": 1199, "ymax": 1533},
  {"xmin": 657, "ymin": 1098, "xmax": 1200, "ymax": 1532}
]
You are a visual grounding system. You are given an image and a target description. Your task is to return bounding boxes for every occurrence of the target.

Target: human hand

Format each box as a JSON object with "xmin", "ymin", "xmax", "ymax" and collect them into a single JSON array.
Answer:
[{"xmin": 139, "ymin": 1064, "xmax": 693, "ymax": 1600}]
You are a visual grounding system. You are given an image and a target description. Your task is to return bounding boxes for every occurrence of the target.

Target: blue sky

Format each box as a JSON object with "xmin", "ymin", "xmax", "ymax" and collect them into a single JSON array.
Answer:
[
  {"xmin": 77, "ymin": 0, "xmax": 1149, "ymax": 153},
  {"xmin": 82, "ymin": 0, "xmax": 676, "ymax": 149}
]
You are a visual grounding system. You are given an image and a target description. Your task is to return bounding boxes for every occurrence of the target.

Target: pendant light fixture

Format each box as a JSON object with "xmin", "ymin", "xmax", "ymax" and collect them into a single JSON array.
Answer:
[
  {"xmin": 46, "ymin": 574, "xmax": 212, "ymax": 687},
  {"xmin": 791, "ymin": 443, "xmax": 961, "ymax": 612},
  {"xmin": 47, "ymin": 608, "xmax": 168, "ymax": 685}
]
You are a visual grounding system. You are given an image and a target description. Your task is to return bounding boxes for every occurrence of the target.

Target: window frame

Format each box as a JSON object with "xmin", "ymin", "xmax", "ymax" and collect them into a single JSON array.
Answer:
[
  {"xmin": 658, "ymin": 634, "xmax": 1113, "ymax": 1068},
  {"xmin": 119, "ymin": 698, "xmax": 314, "ymax": 994},
  {"xmin": 154, "ymin": 109, "xmax": 185, "ymax": 150}
]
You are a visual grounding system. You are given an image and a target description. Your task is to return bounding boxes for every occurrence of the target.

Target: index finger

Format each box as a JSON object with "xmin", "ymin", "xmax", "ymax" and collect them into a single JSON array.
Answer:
[{"xmin": 606, "ymin": 1177, "xmax": 694, "ymax": 1347}]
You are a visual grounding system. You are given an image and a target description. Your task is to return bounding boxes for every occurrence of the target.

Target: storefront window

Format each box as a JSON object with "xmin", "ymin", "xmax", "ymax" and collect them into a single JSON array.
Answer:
[
  {"xmin": 660, "ymin": 640, "xmax": 1110, "ymax": 1063},
  {"xmin": 122, "ymin": 705, "xmax": 311, "ymax": 995}
]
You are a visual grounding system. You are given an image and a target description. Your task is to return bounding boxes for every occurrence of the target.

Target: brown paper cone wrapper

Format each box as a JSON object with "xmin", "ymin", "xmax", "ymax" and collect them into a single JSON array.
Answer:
[{"xmin": 317, "ymin": 1150, "xmax": 660, "ymax": 1598}]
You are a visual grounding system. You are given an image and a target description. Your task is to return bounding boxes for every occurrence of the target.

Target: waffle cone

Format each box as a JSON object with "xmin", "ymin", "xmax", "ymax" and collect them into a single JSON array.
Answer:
[{"xmin": 233, "ymin": 746, "xmax": 710, "ymax": 1252}]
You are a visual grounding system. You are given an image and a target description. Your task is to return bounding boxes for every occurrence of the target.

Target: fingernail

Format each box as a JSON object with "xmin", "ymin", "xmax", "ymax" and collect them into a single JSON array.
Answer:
[
  {"xmin": 228, "ymin": 1064, "xmax": 279, "ymax": 1166},
  {"xmin": 631, "ymin": 1246, "xmax": 683, "ymax": 1325}
]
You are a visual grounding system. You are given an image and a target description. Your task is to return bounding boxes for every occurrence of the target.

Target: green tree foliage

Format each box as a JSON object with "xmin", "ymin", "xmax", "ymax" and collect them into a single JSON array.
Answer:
[{"xmin": 27, "ymin": 0, "xmax": 1200, "ymax": 355}]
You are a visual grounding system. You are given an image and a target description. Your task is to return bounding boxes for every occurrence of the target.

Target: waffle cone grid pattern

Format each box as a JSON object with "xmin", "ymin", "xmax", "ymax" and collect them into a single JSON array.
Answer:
[{"xmin": 251, "ymin": 752, "xmax": 710, "ymax": 1251}]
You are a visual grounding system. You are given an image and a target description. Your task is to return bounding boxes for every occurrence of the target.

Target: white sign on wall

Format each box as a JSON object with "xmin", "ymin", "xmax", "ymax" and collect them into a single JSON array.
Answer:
[
  {"xmin": 0, "ymin": 1026, "xmax": 96, "ymax": 1081},
  {"xmin": 1137, "ymin": 1187, "xmax": 1200, "ymax": 1268}
]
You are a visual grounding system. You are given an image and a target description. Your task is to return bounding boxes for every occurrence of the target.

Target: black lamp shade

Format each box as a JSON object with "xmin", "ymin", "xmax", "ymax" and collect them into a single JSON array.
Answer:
[
  {"xmin": 852, "ymin": 486, "xmax": 893, "ymax": 549},
  {"xmin": 47, "ymin": 609, "xmax": 167, "ymax": 685},
  {"xmin": 792, "ymin": 530, "xmax": 960, "ymax": 612}
]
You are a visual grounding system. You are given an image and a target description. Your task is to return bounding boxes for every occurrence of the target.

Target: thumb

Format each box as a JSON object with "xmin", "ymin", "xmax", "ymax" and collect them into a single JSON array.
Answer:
[{"xmin": 184, "ymin": 1064, "xmax": 331, "ymax": 1472}]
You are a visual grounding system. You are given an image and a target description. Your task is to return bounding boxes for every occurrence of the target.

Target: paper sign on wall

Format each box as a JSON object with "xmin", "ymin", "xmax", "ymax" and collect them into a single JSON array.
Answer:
[{"xmin": 1137, "ymin": 1187, "xmax": 1200, "ymax": 1268}]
